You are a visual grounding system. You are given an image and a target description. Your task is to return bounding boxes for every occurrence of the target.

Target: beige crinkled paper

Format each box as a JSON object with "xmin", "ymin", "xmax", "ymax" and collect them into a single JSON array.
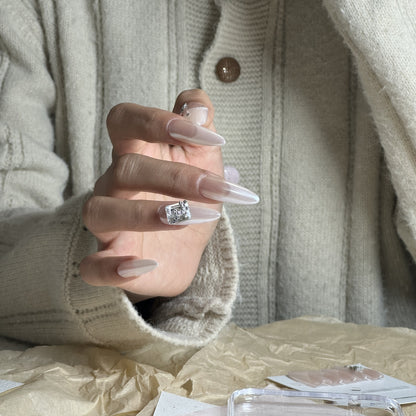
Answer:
[{"xmin": 0, "ymin": 317, "xmax": 415, "ymax": 416}]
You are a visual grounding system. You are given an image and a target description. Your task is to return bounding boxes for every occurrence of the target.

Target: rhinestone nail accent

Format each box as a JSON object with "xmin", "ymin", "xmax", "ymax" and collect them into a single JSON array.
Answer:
[{"xmin": 165, "ymin": 200, "xmax": 192, "ymax": 224}]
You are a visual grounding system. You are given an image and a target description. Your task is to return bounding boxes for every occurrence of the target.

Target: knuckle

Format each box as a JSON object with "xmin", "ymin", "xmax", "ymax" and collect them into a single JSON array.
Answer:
[
  {"xmin": 106, "ymin": 103, "xmax": 127, "ymax": 128},
  {"xmin": 79, "ymin": 256, "xmax": 95, "ymax": 285},
  {"xmin": 180, "ymin": 88, "xmax": 205, "ymax": 98},
  {"xmin": 131, "ymin": 203, "xmax": 146, "ymax": 225},
  {"xmin": 112, "ymin": 154, "xmax": 139, "ymax": 186},
  {"xmin": 167, "ymin": 165, "xmax": 188, "ymax": 195},
  {"xmin": 190, "ymin": 88, "xmax": 206, "ymax": 99},
  {"xmin": 182, "ymin": 89, "xmax": 209, "ymax": 105},
  {"xmin": 147, "ymin": 107, "xmax": 159, "ymax": 124},
  {"xmin": 82, "ymin": 196, "xmax": 102, "ymax": 230},
  {"xmin": 145, "ymin": 108, "xmax": 164, "ymax": 140}
]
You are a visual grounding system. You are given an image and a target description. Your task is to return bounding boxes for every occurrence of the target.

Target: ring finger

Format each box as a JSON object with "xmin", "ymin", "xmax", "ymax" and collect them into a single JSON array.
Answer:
[{"xmin": 83, "ymin": 196, "xmax": 221, "ymax": 234}]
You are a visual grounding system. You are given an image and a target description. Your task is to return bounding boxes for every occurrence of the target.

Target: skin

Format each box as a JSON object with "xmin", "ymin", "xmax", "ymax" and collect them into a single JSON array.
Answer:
[{"xmin": 80, "ymin": 89, "xmax": 223, "ymax": 302}]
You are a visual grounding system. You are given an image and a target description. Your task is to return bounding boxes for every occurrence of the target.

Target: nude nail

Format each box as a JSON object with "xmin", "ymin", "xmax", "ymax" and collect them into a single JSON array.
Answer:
[
  {"xmin": 117, "ymin": 259, "xmax": 158, "ymax": 278},
  {"xmin": 198, "ymin": 174, "xmax": 259, "ymax": 205},
  {"xmin": 180, "ymin": 103, "xmax": 209, "ymax": 125},
  {"xmin": 223, "ymin": 165, "xmax": 240, "ymax": 184},
  {"xmin": 167, "ymin": 118, "xmax": 225, "ymax": 146},
  {"xmin": 159, "ymin": 202, "xmax": 221, "ymax": 225}
]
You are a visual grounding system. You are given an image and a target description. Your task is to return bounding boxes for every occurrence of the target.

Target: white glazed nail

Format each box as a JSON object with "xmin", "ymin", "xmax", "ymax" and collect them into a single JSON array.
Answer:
[
  {"xmin": 117, "ymin": 259, "xmax": 158, "ymax": 278},
  {"xmin": 167, "ymin": 119, "xmax": 225, "ymax": 146},
  {"xmin": 180, "ymin": 102, "xmax": 209, "ymax": 125},
  {"xmin": 198, "ymin": 174, "xmax": 259, "ymax": 205},
  {"xmin": 159, "ymin": 200, "xmax": 221, "ymax": 225},
  {"xmin": 224, "ymin": 165, "xmax": 240, "ymax": 184}
]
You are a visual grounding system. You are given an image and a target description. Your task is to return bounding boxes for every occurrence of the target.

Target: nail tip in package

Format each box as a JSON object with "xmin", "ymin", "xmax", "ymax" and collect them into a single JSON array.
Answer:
[
  {"xmin": 268, "ymin": 364, "xmax": 416, "ymax": 405},
  {"xmin": 227, "ymin": 388, "xmax": 404, "ymax": 416},
  {"xmin": 287, "ymin": 364, "xmax": 383, "ymax": 388}
]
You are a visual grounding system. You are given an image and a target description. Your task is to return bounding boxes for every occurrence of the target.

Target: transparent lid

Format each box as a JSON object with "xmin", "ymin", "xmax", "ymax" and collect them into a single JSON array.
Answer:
[{"xmin": 227, "ymin": 389, "xmax": 404, "ymax": 416}]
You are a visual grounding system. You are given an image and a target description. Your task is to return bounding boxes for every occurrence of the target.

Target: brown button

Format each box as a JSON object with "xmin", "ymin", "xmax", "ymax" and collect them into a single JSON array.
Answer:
[{"xmin": 216, "ymin": 57, "xmax": 241, "ymax": 83}]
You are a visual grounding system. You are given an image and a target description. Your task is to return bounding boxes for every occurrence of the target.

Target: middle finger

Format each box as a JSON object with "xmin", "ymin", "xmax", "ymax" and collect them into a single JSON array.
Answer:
[{"xmin": 105, "ymin": 154, "xmax": 260, "ymax": 205}]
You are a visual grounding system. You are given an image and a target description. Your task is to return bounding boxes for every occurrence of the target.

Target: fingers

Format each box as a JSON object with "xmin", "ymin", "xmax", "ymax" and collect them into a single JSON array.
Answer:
[
  {"xmin": 80, "ymin": 254, "xmax": 158, "ymax": 288},
  {"xmin": 106, "ymin": 96, "xmax": 223, "ymax": 156},
  {"xmin": 99, "ymin": 153, "xmax": 259, "ymax": 204},
  {"xmin": 82, "ymin": 196, "xmax": 221, "ymax": 234},
  {"xmin": 106, "ymin": 154, "xmax": 203, "ymax": 198},
  {"xmin": 81, "ymin": 254, "xmax": 184, "ymax": 297},
  {"xmin": 83, "ymin": 197, "xmax": 168, "ymax": 233}
]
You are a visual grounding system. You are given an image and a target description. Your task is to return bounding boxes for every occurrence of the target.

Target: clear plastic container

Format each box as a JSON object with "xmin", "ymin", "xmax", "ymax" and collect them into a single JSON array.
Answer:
[{"xmin": 227, "ymin": 389, "xmax": 404, "ymax": 416}]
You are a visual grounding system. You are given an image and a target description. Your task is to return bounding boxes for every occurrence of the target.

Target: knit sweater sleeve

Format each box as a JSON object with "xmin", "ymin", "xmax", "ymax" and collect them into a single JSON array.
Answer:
[
  {"xmin": 323, "ymin": 0, "xmax": 416, "ymax": 261},
  {"xmin": 0, "ymin": 2, "xmax": 239, "ymax": 349}
]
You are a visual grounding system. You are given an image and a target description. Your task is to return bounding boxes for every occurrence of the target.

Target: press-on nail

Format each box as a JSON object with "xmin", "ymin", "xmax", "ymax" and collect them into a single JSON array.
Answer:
[
  {"xmin": 224, "ymin": 165, "xmax": 240, "ymax": 184},
  {"xmin": 117, "ymin": 259, "xmax": 158, "ymax": 278},
  {"xmin": 180, "ymin": 103, "xmax": 209, "ymax": 125},
  {"xmin": 159, "ymin": 201, "xmax": 221, "ymax": 225},
  {"xmin": 167, "ymin": 118, "xmax": 225, "ymax": 146},
  {"xmin": 198, "ymin": 174, "xmax": 259, "ymax": 205}
]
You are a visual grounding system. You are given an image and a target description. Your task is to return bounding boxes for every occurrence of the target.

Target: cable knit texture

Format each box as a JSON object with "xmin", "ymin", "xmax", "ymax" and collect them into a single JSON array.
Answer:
[
  {"xmin": 0, "ymin": 0, "xmax": 415, "ymax": 350},
  {"xmin": 0, "ymin": 0, "xmax": 238, "ymax": 349}
]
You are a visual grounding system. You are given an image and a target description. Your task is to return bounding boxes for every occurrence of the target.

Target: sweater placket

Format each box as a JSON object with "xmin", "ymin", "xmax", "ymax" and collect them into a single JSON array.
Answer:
[{"xmin": 199, "ymin": 0, "xmax": 284, "ymax": 326}]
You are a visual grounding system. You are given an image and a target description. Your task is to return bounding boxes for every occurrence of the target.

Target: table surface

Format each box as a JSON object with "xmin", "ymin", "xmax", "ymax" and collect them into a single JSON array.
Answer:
[{"xmin": 0, "ymin": 316, "xmax": 415, "ymax": 416}]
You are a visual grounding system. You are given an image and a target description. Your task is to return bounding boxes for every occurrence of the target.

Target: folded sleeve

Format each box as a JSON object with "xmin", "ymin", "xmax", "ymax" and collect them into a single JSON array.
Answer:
[
  {"xmin": 0, "ymin": 1, "xmax": 239, "ymax": 350},
  {"xmin": 323, "ymin": 0, "xmax": 416, "ymax": 261},
  {"xmin": 1, "ymin": 196, "xmax": 239, "ymax": 349}
]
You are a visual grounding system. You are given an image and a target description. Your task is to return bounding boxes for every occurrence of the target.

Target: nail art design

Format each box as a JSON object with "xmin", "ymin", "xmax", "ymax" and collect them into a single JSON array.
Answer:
[
  {"xmin": 198, "ymin": 174, "xmax": 259, "ymax": 205},
  {"xmin": 180, "ymin": 102, "xmax": 209, "ymax": 125},
  {"xmin": 117, "ymin": 259, "xmax": 158, "ymax": 278},
  {"xmin": 159, "ymin": 201, "xmax": 221, "ymax": 225},
  {"xmin": 164, "ymin": 200, "xmax": 191, "ymax": 224}
]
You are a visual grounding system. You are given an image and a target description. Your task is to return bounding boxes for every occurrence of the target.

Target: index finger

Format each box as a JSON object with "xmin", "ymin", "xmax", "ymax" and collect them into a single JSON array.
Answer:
[{"xmin": 106, "ymin": 102, "xmax": 224, "ymax": 156}]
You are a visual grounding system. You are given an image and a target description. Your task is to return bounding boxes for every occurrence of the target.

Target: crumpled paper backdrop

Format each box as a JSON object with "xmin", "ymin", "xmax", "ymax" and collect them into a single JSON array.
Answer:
[{"xmin": 0, "ymin": 316, "xmax": 415, "ymax": 416}]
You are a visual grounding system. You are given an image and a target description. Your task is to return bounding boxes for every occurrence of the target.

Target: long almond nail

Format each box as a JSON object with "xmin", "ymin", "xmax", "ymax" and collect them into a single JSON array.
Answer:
[
  {"xmin": 198, "ymin": 174, "xmax": 259, "ymax": 205},
  {"xmin": 117, "ymin": 259, "xmax": 158, "ymax": 278},
  {"xmin": 159, "ymin": 201, "xmax": 221, "ymax": 225},
  {"xmin": 167, "ymin": 118, "xmax": 225, "ymax": 146}
]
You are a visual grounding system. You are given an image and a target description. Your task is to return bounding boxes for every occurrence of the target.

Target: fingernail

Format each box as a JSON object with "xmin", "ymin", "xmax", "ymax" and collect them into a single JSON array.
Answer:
[
  {"xmin": 180, "ymin": 102, "xmax": 209, "ymax": 125},
  {"xmin": 117, "ymin": 259, "xmax": 158, "ymax": 278},
  {"xmin": 159, "ymin": 200, "xmax": 221, "ymax": 225},
  {"xmin": 224, "ymin": 165, "xmax": 240, "ymax": 184},
  {"xmin": 198, "ymin": 174, "xmax": 259, "ymax": 205},
  {"xmin": 167, "ymin": 118, "xmax": 225, "ymax": 146}
]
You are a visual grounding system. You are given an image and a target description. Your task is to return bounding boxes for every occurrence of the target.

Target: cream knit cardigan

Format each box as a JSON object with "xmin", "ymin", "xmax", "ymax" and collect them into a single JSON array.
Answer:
[{"xmin": 0, "ymin": 0, "xmax": 415, "ymax": 349}]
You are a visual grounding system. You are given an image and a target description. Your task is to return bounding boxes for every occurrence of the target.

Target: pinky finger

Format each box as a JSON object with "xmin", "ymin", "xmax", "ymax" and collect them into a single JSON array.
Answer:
[{"xmin": 80, "ymin": 254, "xmax": 157, "ymax": 287}]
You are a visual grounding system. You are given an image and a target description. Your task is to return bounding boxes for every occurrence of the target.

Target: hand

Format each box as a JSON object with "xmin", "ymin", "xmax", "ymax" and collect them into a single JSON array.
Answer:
[{"xmin": 80, "ymin": 90, "xmax": 258, "ymax": 302}]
